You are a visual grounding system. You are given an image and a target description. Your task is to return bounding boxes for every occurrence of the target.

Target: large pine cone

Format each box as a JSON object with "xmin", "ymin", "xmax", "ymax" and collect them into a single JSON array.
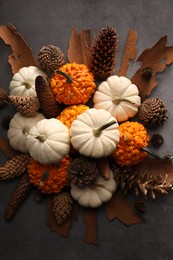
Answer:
[
  {"xmin": 138, "ymin": 97, "xmax": 168, "ymax": 127},
  {"xmin": 38, "ymin": 45, "xmax": 65, "ymax": 72},
  {"xmin": 4, "ymin": 173, "xmax": 33, "ymax": 221},
  {"xmin": 90, "ymin": 26, "xmax": 118, "ymax": 79},
  {"xmin": 52, "ymin": 192, "xmax": 73, "ymax": 225},
  {"xmin": 68, "ymin": 156, "xmax": 99, "ymax": 187}
]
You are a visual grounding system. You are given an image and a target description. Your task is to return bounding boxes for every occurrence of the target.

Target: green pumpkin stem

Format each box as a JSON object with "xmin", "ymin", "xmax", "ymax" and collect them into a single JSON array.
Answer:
[
  {"xmin": 35, "ymin": 135, "xmax": 47, "ymax": 142},
  {"xmin": 40, "ymin": 171, "xmax": 49, "ymax": 186},
  {"xmin": 142, "ymin": 147, "xmax": 172, "ymax": 160},
  {"xmin": 112, "ymin": 97, "xmax": 135, "ymax": 105},
  {"xmin": 55, "ymin": 69, "xmax": 73, "ymax": 83},
  {"xmin": 93, "ymin": 120, "xmax": 117, "ymax": 137},
  {"xmin": 22, "ymin": 81, "xmax": 32, "ymax": 89}
]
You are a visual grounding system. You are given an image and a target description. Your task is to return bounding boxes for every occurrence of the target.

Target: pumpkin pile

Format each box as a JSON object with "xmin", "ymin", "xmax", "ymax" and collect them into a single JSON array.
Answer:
[{"xmin": 0, "ymin": 24, "xmax": 173, "ymax": 244}]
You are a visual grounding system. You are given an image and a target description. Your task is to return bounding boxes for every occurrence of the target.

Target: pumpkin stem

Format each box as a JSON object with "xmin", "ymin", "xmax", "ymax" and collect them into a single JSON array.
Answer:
[
  {"xmin": 112, "ymin": 97, "xmax": 135, "ymax": 105},
  {"xmin": 40, "ymin": 171, "xmax": 49, "ymax": 186},
  {"xmin": 142, "ymin": 147, "xmax": 173, "ymax": 160},
  {"xmin": 22, "ymin": 127, "xmax": 29, "ymax": 135},
  {"xmin": 35, "ymin": 134, "xmax": 47, "ymax": 142},
  {"xmin": 55, "ymin": 69, "xmax": 73, "ymax": 83},
  {"xmin": 93, "ymin": 120, "xmax": 117, "ymax": 137},
  {"xmin": 21, "ymin": 81, "xmax": 32, "ymax": 89}
]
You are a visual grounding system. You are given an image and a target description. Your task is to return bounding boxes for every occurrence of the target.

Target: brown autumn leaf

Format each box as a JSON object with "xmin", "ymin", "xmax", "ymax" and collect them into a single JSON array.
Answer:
[
  {"xmin": 105, "ymin": 190, "xmax": 145, "ymax": 225},
  {"xmin": 0, "ymin": 136, "xmax": 17, "ymax": 158},
  {"xmin": 83, "ymin": 207, "xmax": 99, "ymax": 245},
  {"xmin": 0, "ymin": 24, "xmax": 36, "ymax": 74},
  {"xmin": 131, "ymin": 35, "xmax": 173, "ymax": 100},
  {"xmin": 118, "ymin": 28, "xmax": 138, "ymax": 77},
  {"xmin": 67, "ymin": 27, "xmax": 92, "ymax": 67},
  {"xmin": 47, "ymin": 197, "xmax": 73, "ymax": 238}
]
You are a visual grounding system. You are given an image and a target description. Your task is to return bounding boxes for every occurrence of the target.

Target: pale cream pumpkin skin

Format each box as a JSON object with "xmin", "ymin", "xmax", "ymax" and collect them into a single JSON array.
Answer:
[
  {"xmin": 70, "ymin": 172, "xmax": 117, "ymax": 208},
  {"xmin": 93, "ymin": 75, "xmax": 141, "ymax": 122},
  {"xmin": 26, "ymin": 118, "xmax": 70, "ymax": 165},
  {"xmin": 7, "ymin": 112, "xmax": 45, "ymax": 153},
  {"xmin": 9, "ymin": 66, "xmax": 46, "ymax": 97},
  {"xmin": 70, "ymin": 108, "xmax": 120, "ymax": 158}
]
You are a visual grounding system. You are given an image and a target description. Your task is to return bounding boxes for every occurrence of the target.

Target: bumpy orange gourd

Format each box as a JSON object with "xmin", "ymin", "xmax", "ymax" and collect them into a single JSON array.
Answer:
[
  {"xmin": 57, "ymin": 104, "xmax": 89, "ymax": 128},
  {"xmin": 28, "ymin": 155, "xmax": 71, "ymax": 194},
  {"xmin": 112, "ymin": 121, "xmax": 150, "ymax": 167},
  {"xmin": 50, "ymin": 63, "xmax": 96, "ymax": 105}
]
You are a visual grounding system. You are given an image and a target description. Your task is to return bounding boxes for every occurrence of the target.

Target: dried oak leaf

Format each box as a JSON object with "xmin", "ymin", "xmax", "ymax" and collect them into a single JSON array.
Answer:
[
  {"xmin": 0, "ymin": 24, "xmax": 36, "ymax": 74},
  {"xmin": 67, "ymin": 27, "xmax": 92, "ymax": 67},
  {"xmin": 105, "ymin": 190, "xmax": 145, "ymax": 225},
  {"xmin": 83, "ymin": 207, "xmax": 99, "ymax": 245},
  {"xmin": 131, "ymin": 36, "xmax": 173, "ymax": 100},
  {"xmin": 118, "ymin": 28, "xmax": 138, "ymax": 77}
]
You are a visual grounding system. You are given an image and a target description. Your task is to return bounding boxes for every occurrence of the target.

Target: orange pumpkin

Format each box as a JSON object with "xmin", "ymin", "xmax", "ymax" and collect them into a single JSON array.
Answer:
[
  {"xmin": 28, "ymin": 155, "xmax": 71, "ymax": 194},
  {"xmin": 50, "ymin": 62, "xmax": 96, "ymax": 105}
]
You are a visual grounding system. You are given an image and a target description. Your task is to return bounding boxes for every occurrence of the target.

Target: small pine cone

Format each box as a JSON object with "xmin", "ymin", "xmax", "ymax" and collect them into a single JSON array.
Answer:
[
  {"xmin": 138, "ymin": 97, "xmax": 168, "ymax": 127},
  {"xmin": 98, "ymin": 158, "xmax": 112, "ymax": 180},
  {"xmin": 68, "ymin": 156, "xmax": 99, "ymax": 187},
  {"xmin": 4, "ymin": 173, "xmax": 33, "ymax": 221},
  {"xmin": 135, "ymin": 199, "xmax": 147, "ymax": 213},
  {"xmin": 38, "ymin": 45, "xmax": 65, "ymax": 72},
  {"xmin": 90, "ymin": 26, "xmax": 118, "ymax": 79},
  {"xmin": 151, "ymin": 134, "xmax": 164, "ymax": 148},
  {"xmin": 0, "ymin": 154, "xmax": 30, "ymax": 181},
  {"xmin": 52, "ymin": 192, "xmax": 73, "ymax": 225},
  {"xmin": 8, "ymin": 95, "xmax": 40, "ymax": 117},
  {"xmin": 1, "ymin": 115, "xmax": 12, "ymax": 130},
  {"xmin": 141, "ymin": 67, "xmax": 153, "ymax": 81},
  {"xmin": 35, "ymin": 75, "xmax": 61, "ymax": 118},
  {"xmin": 0, "ymin": 88, "xmax": 8, "ymax": 107}
]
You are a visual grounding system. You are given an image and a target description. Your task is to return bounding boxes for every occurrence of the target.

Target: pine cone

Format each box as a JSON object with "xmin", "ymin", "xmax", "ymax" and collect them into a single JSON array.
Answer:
[
  {"xmin": 52, "ymin": 192, "xmax": 73, "ymax": 225},
  {"xmin": 141, "ymin": 67, "xmax": 153, "ymax": 81},
  {"xmin": 138, "ymin": 97, "xmax": 168, "ymax": 126},
  {"xmin": 8, "ymin": 95, "xmax": 40, "ymax": 117},
  {"xmin": 135, "ymin": 199, "xmax": 147, "ymax": 213},
  {"xmin": 4, "ymin": 173, "xmax": 33, "ymax": 221},
  {"xmin": 0, "ymin": 88, "xmax": 8, "ymax": 107},
  {"xmin": 68, "ymin": 156, "xmax": 99, "ymax": 187},
  {"xmin": 38, "ymin": 45, "xmax": 65, "ymax": 72},
  {"xmin": 35, "ymin": 75, "xmax": 61, "ymax": 118},
  {"xmin": 0, "ymin": 154, "xmax": 30, "ymax": 181},
  {"xmin": 98, "ymin": 157, "xmax": 112, "ymax": 180},
  {"xmin": 90, "ymin": 26, "xmax": 118, "ymax": 79}
]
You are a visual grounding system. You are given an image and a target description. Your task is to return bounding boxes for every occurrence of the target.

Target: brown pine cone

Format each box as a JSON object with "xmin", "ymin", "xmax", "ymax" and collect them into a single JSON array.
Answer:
[
  {"xmin": 38, "ymin": 45, "xmax": 65, "ymax": 72},
  {"xmin": 35, "ymin": 75, "xmax": 61, "ymax": 118},
  {"xmin": 138, "ymin": 97, "xmax": 168, "ymax": 127},
  {"xmin": 98, "ymin": 157, "xmax": 112, "ymax": 180},
  {"xmin": 0, "ymin": 88, "xmax": 8, "ymax": 107},
  {"xmin": 141, "ymin": 67, "xmax": 153, "ymax": 81},
  {"xmin": 90, "ymin": 26, "xmax": 118, "ymax": 79},
  {"xmin": 4, "ymin": 172, "xmax": 33, "ymax": 221},
  {"xmin": 135, "ymin": 199, "xmax": 147, "ymax": 213},
  {"xmin": 52, "ymin": 192, "xmax": 73, "ymax": 225},
  {"xmin": 8, "ymin": 95, "xmax": 40, "ymax": 117},
  {"xmin": 0, "ymin": 154, "xmax": 30, "ymax": 181},
  {"xmin": 68, "ymin": 156, "xmax": 99, "ymax": 187}
]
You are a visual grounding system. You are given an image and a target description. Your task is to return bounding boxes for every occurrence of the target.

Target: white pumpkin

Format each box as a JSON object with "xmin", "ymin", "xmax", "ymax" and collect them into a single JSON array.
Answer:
[
  {"xmin": 70, "ymin": 172, "xmax": 117, "ymax": 208},
  {"xmin": 70, "ymin": 108, "xmax": 120, "ymax": 158},
  {"xmin": 7, "ymin": 112, "xmax": 45, "ymax": 153},
  {"xmin": 93, "ymin": 75, "xmax": 141, "ymax": 122},
  {"xmin": 9, "ymin": 66, "xmax": 46, "ymax": 97},
  {"xmin": 26, "ymin": 118, "xmax": 70, "ymax": 165}
]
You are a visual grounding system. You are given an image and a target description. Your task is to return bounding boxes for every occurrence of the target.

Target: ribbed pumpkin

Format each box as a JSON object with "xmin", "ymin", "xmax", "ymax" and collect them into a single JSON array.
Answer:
[
  {"xmin": 50, "ymin": 62, "xmax": 96, "ymax": 105},
  {"xmin": 28, "ymin": 155, "xmax": 71, "ymax": 194},
  {"xmin": 112, "ymin": 121, "xmax": 150, "ymax": 167}
]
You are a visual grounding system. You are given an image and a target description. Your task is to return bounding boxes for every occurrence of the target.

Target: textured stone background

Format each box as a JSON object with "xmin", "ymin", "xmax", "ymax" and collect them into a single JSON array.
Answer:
[{"xmin": 1, "ymin": 0, "xmax": 173, "ymax": 259}]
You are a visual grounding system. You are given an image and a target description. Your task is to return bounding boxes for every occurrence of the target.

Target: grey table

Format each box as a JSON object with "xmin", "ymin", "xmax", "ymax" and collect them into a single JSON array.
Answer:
[{"xmin": 0, "ymin": 0, "xmax": 173, "ymax": 259}]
